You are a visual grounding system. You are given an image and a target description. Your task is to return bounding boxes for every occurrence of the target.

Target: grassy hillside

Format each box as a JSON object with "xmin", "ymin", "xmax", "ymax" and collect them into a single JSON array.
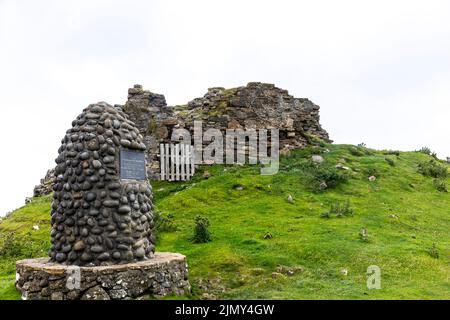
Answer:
[{"xmin": 1, "ymin": 144, "xmax": 449, "ymax": 300}]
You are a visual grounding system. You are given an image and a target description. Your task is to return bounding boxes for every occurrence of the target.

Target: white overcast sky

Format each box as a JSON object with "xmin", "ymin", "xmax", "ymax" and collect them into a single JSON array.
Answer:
[{"xmin": 1, "ymin": 0, "xmax": 450, "ymax": 216}]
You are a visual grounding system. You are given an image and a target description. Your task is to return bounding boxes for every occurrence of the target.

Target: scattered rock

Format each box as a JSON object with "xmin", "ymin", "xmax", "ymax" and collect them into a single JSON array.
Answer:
[
  {"xmin": 287, "ymin": 194, "xmax": 294, "ymax": 204},
  {"xmin": 359, "ymin": 227, "xmax": 369, "ymax": 242},
  {"xmin": 32, "ymin": 225, "xmax": 40, "ymax": 231},
  {"xmin": 202, "ymin": 171, "xmax": 211, "ymax": 179},
  {"xmin": 311, "ymin": 155, "xmax": 324, "ymax": 164},
  {"xmin": 335, "ymin": 163, "xmax": 350, "ymax": 170},
  {"xmin": 319, "ymin": 181, "xmax": 328, "ymax": 190},
  {"xmin": 275, "ymin": 265, "xmax": 304, "ymax": 276},
  {"xmin": 201, "ymin": 293, "xmax": 217, "ymax": 300},
  {"xmin": 368, "ymin": 176, "xmax": 377, "ymax": 182},
  {"xmin": 263, "ymin": 232, "xmax": 273, "ymax": 240}
]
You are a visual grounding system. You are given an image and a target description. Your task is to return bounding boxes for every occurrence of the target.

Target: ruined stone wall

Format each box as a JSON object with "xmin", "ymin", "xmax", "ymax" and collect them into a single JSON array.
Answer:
[
  {"xmin": 34, "ymin": 82, "xmax": 330, "ymax": 192},
  {"xmin": 122, "ymin": 82, "xmax": 330, "ymax": 179}
]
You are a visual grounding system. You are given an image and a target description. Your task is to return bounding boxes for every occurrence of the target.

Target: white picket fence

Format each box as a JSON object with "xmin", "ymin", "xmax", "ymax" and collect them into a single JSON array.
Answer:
[{"xmin": 160, "ymin": 143, "xmax": 195, "ymax": 181}]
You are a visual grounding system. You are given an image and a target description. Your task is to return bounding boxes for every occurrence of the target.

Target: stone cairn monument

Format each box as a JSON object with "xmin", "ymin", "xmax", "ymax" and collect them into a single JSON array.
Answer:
[{"xmin": 16, "ymin": 102, "xmax": 191, "ymax": 300}]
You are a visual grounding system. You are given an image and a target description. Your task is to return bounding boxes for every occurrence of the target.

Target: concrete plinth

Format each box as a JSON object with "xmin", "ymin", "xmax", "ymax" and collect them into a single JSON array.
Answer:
[{"xmin": 16, "ymin": 252, "xmax": 191, "ymax": 300}]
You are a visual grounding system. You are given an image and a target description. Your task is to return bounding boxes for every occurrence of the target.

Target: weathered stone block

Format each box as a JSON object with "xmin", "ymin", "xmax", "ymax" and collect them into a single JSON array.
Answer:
[{"xmin": 16, "ymin": 253, "xmax": 191, "ymax": 300}]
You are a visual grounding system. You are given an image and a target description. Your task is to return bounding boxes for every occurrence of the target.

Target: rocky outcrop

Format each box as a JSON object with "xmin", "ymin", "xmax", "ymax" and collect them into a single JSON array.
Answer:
[
  {"xmin": 33, "ymin": 169, "xmax": 56, "ymax": 197},
  {"xmin": 123, "ymin": 82, "xmax": 330, "ymax": 179}
]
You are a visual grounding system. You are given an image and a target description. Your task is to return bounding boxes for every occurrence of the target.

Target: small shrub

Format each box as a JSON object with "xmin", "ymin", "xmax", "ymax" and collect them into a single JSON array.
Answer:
[
  {"xmin": 320, "ymin": 212, "xmax": 330, "ymax": 219},
  {"xmin": 383, "ymin": 150, "xmax": 400, "ymax": 156},
  {"xmin": 321, "ymin": 200, "xmax": 353, "ymax": 218},
  {"xmin": 428, "ymin": 243, "xmax": 439, "ymax": 259},
  {"xmin": 357, "ymin": 143, "xmax": 367, "ymax": 148},
  {"xmin": 418, "ymin": 160, "xmax": 448, "ymax": 178},
  {"xmin": 303, "ymin": 133, "xmax": 327, "ymax": 147},
  {"xmin": 416, "ymin": 147, "xmax": 438, "ymax": 159},
  {"xmin": 190, "ymin": 215, "xmax": 212, "ymax": 243},
  {"xmin": 302, "ymin": 162, "xmax": 349, "ymax": 192},
  {"xmin": 157, "ymin": 212, "xmax": 177, "ymax": 232},
  {"xmin": 349, "ymin": 146, "xmax": 365, "ymax": 157},
  {"xmin": 331, "ymin": 200, "xmax": 353, "ymax": 217},
  {"xmin": 385, "ymin": 157, "xmax": 395, "ymax": 166},
  {"xmin": 418, "ymin": 147, "xmax": 432, "ymax": 155},
  {"xmin": 433, "ymin": 179, "xmax": 448, "ymax": 193},
  {"xmin": 0, "ymin": 232, "xmax": 47, "ymax": 259},
  {"xmin": 152, "ymin": 211, "xmax": 177, "ymax": 243}
]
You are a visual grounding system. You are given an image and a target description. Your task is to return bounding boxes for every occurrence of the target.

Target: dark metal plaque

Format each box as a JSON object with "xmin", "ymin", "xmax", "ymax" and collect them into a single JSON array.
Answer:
[{"xmin": 120, "ymin": 149, "xmax": 147, "ymax": 180}]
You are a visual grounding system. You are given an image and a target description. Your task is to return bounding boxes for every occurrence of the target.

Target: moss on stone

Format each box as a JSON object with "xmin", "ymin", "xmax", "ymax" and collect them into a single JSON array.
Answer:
[
  {"xmin": 222, "ymin": 87, "xmax": 238, "ymax": 98},
  {"xmin": 147, "ymin": 118, "xmax": 158, "ymax": 134},
  {"xmin": 208, "ymin": 101, "xmax": 228, "ymax": 117}
]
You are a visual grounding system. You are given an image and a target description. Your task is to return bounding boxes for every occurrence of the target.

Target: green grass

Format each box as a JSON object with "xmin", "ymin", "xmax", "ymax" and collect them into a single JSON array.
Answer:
[{"xmin": 1, "ymin": 144, "xmax": 449, "ymax": 300}]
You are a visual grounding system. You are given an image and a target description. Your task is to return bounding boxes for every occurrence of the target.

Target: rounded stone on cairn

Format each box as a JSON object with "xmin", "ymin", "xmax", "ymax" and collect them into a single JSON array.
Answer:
[{"xmin": 49, "ymin": 102, "xmax": 155, "ymax": 266}]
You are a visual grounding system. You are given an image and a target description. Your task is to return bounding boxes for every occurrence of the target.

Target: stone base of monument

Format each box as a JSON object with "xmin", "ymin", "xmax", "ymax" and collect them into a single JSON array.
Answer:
[{"xmin": 15, "ymin": 252, "xmax": 191, "ymax": 300}]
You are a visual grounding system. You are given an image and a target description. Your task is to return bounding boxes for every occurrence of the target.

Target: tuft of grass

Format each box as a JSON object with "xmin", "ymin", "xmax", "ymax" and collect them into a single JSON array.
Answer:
[
  {"xmin": 433, "ymin": 179, "xmax": 448, "ymax": 193},
  {"xmin": 428, "ymin": 243, "xmax": 440, "ymax": 259},
  {"xmin": 418, "ymin": 147, "xmax": 432, "ymax": 155},
  {"xmin": 383, "ymin": 150, "xmax": 400, "ymax": 157},
  {"xmin": 321, "ymin": 200, "xmax": 353, "ymax": 218},
  {"xmin": 190, "ymin": 215, "xmax": 212, "ymax": 244},
  {"xmin": 153, "ymin": 211, "xmax": 177, "ymax": 243},
  {"xmin": 300, "ymin": 162, "xmax": 349, "ymax": 192},
  {"xmin": 418, "ymin": 160, "xmax": 448, "ymax": 178},
  {"xmin": 385, "ymin": 157, "xmax": 395, "ymax": 167},
  {"xmin": 349, "ymin": 146, "xmax": 365, "ymax": 157}
]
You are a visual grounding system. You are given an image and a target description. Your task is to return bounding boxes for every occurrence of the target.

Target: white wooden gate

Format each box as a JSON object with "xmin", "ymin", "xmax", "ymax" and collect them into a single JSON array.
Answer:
[{"xmin": 160, "ymin": 143, "xmax": 195, "ymax": 181}]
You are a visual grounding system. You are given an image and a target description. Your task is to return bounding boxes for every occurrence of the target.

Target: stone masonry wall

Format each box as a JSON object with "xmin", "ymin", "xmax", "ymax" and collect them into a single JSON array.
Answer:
[
  {"xmin": 34, "ymin": 82, "xmax": 330, "ymax": 189},
  {"xmin": 123, "ymin": 82, "xmax": 330, "ymax": 179},
  {"xmin": 16, "ymin": 253, "xmax": 190, "ymax": 300}
]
